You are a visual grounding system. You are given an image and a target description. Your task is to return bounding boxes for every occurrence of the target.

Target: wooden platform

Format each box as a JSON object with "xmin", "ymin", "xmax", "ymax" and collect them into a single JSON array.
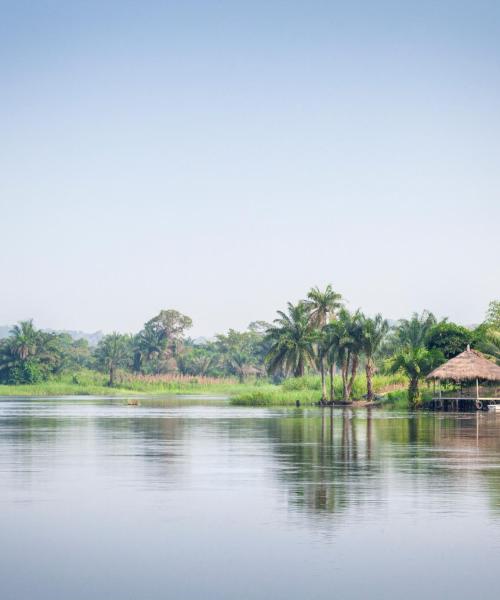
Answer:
[{"xmin": 424, "ymin": 397, "xmax": 500, "ymax": 411}]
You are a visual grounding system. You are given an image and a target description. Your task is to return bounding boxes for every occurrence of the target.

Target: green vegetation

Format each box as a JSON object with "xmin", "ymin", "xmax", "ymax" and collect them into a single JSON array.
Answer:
[
  {"xmin": 265, "ymin": 302, "xmax": 316, "ymax": 378},
  {"xmin": 231, "ymin": 373, "xmax": 407, "ymax": 407},
  {"xmin": 388, "ymin": 347, "xmax": 443, "ymax": 408},
  {"xmin": 0, "ymin": 370, "xmax": 250, "ymax": 397},
  {"xmin": 1, "ymin": 291, "xmax": 498, "ymax": 410},
  {"xmin": 425, "ymin": 321, "xmax": 473, "ymax": 359},
  {"xmin": 359, "ymin": 313, "xmax": 390, "ymax": 401}
]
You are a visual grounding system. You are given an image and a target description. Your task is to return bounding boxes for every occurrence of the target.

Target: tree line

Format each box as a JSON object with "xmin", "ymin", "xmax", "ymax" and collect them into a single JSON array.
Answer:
[
  {"xmin": 0, "ymin": 309, "xmax": 271, "ymax": 387},
  {"xmin": 0, "ymin": 290, "xmax": 498, "ymax": 408},
  {"xmin": 265, "ymin": 289, "xmax": 499, "ymax": 407}
]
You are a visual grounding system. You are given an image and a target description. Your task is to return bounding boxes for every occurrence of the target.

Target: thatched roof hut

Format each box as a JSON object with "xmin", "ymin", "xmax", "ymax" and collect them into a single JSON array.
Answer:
[{"xmin": 427, "ymin": 347, "xmax": 500, "ymax": 383}]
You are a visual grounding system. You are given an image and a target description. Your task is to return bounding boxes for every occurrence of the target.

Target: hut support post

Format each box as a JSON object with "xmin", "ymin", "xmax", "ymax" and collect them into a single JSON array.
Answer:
[{"xmin": 476, "ymin": 378, "xmax": 479, "ymax": 400}]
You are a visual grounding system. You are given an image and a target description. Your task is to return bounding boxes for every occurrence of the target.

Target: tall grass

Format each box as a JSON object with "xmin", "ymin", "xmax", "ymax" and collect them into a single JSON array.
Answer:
[
  {"xmin": 0, "ymin": 370, "xmax": 261, "ymax": 397},
  {"xmin": 281, "ymin": 373, "xmax": 406, "ymax": 396},
  {"xmin": 231, "ymin": 373, "xmax": 407, "ymax": 406},
  {"xmin": 116, "ymin": 372, "xmax": 239, "ymax": 393},
  {"xmin": 0, "ymin": 369, "xmax": 408, "ymax": 406}
]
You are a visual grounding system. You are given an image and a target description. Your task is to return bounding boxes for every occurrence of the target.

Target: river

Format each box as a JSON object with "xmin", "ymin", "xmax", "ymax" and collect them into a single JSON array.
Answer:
[{"xmin": 1, "ymin": 396, "xmax": 500, "ymax": 599}]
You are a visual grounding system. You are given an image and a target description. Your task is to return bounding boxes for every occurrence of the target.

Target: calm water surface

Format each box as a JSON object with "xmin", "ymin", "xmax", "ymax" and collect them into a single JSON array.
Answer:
[{"xmin": 1, "ymin": 396, "xmax": 500, "ymax": 599}]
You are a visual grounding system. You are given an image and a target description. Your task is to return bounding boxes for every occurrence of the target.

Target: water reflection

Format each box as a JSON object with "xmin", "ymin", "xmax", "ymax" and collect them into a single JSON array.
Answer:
[
  {"xmin": 1, "ymin": 398, "xmax": 500, "ymax": 600},
  {"xmin": 250, "ymin": 408, "xmax": 500, "ymax": 522}
]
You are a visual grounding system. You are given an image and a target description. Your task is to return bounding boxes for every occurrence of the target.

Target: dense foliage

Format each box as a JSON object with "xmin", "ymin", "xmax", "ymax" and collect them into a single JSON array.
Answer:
[
  {"xmin": 1, "ymin": 294, "xmax": 498, "ymax": 408},
  {"xmin": 0, "ymin": 320, "xmax": 91, "ymax": 384}
]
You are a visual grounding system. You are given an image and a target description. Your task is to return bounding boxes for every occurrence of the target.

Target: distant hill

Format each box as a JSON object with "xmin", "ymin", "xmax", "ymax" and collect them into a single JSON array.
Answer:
[
  {"xmin": 48, "ymin": 330, "xmax": 104, "ymax": 346},
  {"xmin": 0, "ymin": 326, "xmax": 103, "ymax": 347}
]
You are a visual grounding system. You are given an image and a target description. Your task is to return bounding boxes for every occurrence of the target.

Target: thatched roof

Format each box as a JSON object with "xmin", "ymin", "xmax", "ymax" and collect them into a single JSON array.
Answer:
[{"xmin": 427, "ymin": 347, "xmax": 500, "ymax": 382}]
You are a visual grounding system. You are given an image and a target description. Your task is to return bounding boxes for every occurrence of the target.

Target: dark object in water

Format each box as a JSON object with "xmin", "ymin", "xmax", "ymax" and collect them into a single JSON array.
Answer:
[{"xmin": 295, "ymin": 400, "xmax": 301, "ymax": 407}]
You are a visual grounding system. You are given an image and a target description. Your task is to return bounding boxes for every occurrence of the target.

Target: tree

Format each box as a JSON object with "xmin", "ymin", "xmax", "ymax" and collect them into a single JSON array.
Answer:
[
  {"xmin": 323, "ymin": 325, "xmax": 340, "ymax": 403},
  {"xmin": 0, "ymin": 321, "xmax": 66, "ymax": 384},
  {"xmin": 314, "ymin": 328, "xmax": 330, "ymax": 403},
  {"xmin": 486, "ymin": 300, "xmax": 500, "ymax": 329},
  {"xmin": 479, "ymin": 329, "xmax": 500, "ymax": 363},
  {"xmin": 392, "ymin": 310, "xmax": 437, "ymax": 351},
  {"xmin": 215, "ymin": 329, "xmax": 259, "ymax": 382},
  {"xmin": 305, "ymin": 285, "xmax": 343, "ymax": 328},
  {"xmin": 9, "ymin": 320, "xmax": 39, "ymax": 361},
  {"xmin": 324, "ymin": 309, "xmax": 363, "ymax": 402},
  {"xmin": 339, "ymin": 310, "xmax": 364, "ymax": 402},
  {"xmin": 265, "ymin": 302, "xmax": 315, "ymax": 378},
  {"xmin": 94, "ymin": 333, "xmax": 132, "ymax": 385},
  {"xmin": 177, "ymin": 345, "xmax": 220, "ymax": 376},
  {"xmin": 425, "ymin": 322, "xmax": 472, "ymax": 359},
  {"xmin": 359, "ymin": 313, "xmax": 389, "ymax": 401},
  {"xmin": 134, "ymin": 309, "xmax": 193, "ymax": 374},
  {"xmin": 132, "ymin": 323, "xmax": 166, "ymax": 372},
  {"xmin": 305, "ymin": 285, "xmax": 343, "ymax": 402},
  {"xmin": 389, "ymin": 347, "xmax": 444, "ymax": 408},
  {"xmin": 145, "ymin": 309, "xmax": 192, "ymax": 357},
  {"xmin": 473, "ymin": 300, "xmax": 500, "ymax": 363}
]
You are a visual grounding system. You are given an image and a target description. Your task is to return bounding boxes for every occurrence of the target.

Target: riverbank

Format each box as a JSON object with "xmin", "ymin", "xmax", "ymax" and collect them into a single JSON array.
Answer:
[
  {"xmin": 0, "ymin": 371, "xmax": 410, "ymax": 407},
  {"xmin": 229, "ymin": 374, "xmax": 408, "ymax": 407},
  {"xmin": 0, "ymin": 371, "xmax": 246, "ymax": 397}
]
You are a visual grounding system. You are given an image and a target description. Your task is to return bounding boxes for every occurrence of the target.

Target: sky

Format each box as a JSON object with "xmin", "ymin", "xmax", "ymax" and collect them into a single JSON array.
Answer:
[{"xmin": 1, "ymin": 0, "xmax": 499, "ymax": 337}]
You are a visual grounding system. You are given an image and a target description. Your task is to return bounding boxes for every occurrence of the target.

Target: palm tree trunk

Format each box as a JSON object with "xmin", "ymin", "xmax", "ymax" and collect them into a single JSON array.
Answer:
[
  {"xmin": 342, "ymin": 355, "xmax": 349, "ymax": 402},
  {"xmin": 365, "ymin": 358, "xmax": 374, "ymax": 401},
  {"xmin": 345, "ymin": 352, "xmax": 359, "ymax": 401},
  {"xmin": 295, "ymin": 356, "xmax": 304, "ymax": 378},
  {"xmin": 109, "ymin": 365, "xmax": 115, "ymax": 387},
  {"xmin": 320, "ymin": 358, "xmax": 326, "ymax": 403},
  {"xmin": 329, "ymin": 362, "xmax": 335, "ymax": 403},
  {"xmin": 408, "ymin": 378, "xmax": 420, "ymax": 409}
]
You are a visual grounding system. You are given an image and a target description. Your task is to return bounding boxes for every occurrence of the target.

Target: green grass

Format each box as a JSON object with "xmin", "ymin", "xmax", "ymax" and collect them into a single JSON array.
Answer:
[
  {"xmin": 0, "ymin": 370, "xmax": 126, "ymax": 396},
  {"xmin": 0, "ymin": 370, "xmax": 263, "ymax": 398},
  {"xmin": 231, "ymin": 373, "xmax": 407, "ymax": 407},
  {"xmin": 0, "ymin": 381, "xmax": 128, "ymax": 396},
  {"xmin": 382, "ymin": 389, "xmax": 436, "ymax": 410},
  {"xmin": 0, "ymin": 370, "xmax": 409, "ymax": 407}
]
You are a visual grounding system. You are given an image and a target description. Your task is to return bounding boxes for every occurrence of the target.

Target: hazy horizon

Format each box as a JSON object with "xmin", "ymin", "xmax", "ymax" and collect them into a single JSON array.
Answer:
[{"xmin": 2, "ymin": 1, "xmax": 499, "ymax": 337}]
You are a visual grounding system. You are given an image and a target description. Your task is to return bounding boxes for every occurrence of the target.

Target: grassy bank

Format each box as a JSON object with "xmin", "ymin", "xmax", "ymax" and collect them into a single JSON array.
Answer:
[
  {"xmin": 0, "ymin": 370, "xmax": 257, "ymax": 397},
  {"xmin": 0, "ymin": 370, "xmax": 411, "ymax": 407},
  {"xmin": 230, "ymin": 374, "xmax": 407, "ymax": 406}
]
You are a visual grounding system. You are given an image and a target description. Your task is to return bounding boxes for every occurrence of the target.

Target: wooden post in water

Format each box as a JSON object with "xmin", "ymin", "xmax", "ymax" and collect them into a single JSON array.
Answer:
[{"xmin": 475, "ymin": 378, "xmax": 482, "ymax": 411}]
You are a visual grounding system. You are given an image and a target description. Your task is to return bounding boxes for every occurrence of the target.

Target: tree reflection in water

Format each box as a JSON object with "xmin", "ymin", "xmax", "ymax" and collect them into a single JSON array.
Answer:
[{"xmin": 259, "ymin": 408, "xmax": 500, "ymax": 521}]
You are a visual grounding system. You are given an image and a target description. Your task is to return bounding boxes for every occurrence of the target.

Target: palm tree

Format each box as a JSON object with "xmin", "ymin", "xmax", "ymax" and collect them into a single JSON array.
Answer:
[
  {"xmin": 389, "ymin": 347, "xmax": 443, "ymax": 408},
  {"xmin": 305, "ymin": 285, "xmax": 343, "ymax": 401},
  {"xmin": 305, "ymin": 285, "xmax": 343, "ymax": 328},
  {"xmin": 393, "ymin": 310, "xmax": 437, "ymax": 350},
  {"xmin": 0, "ymin": 321, "xmax": 65, "ymax": 384},
  {"xmin": 95, "ymin": 333, "xmax": 132, "ymax": 386},
  {"xmin": 322, "ymin": 323, "xmax": 341, "ymax": 403},
  {"xmin": 227, "ymin": 350, "xmax": 255, "ymax": 383},
  {"xmin": 133, "ymin": 324, "xmax": 166, "ymax": 372},
  {"xmin": 326, "ymin": 309, "xmax": 363, "ymax": 402},
  {"xmin": 359, "ymin": 313, "xmax": 389, "ymax": 401},
  {"xmin": 9, "ymin": 320, "xmax": 39, "ymax": 361},
  {"xmin": 314, "ymin": 328, "xmax": 330, "ymax": 403},
  {"xmin": 265, "ymin": 302, "xmax": 315, "ymax": 377},
  {"xmin": 177, "ymin": 347, "xmax": 219, "ymax": 376},
  {"xmin": 480, "ymin": 328, "xmax": 500, "ymax": 362},
  {"xmin": 0, "ymin": 339, "xmax": 17, "ymax": 378}
]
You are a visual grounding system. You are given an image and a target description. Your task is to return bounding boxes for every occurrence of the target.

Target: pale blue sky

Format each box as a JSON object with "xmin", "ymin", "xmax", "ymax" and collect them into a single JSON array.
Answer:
[{"xmin": 1, "ymin": 1, "xmax": 499, "ymax": 336}]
